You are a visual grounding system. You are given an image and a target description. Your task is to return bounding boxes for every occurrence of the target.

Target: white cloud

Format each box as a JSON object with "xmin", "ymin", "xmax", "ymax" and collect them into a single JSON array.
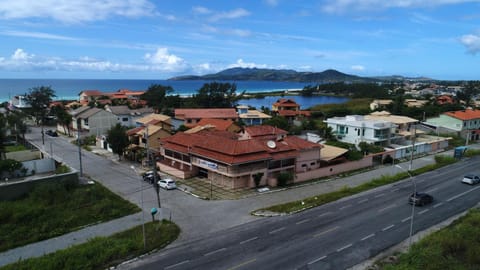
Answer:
[
  {"xmin": 460, "ymin": 34, "xmax": 480, "ymax": 54},
  {"xmin": 1, "ymin": 30, "xmax": 80, "ymax": 41},
  {"xmin": 209, "ymin": 8, "xmax": 250, "ymax": 22},
  {"xmin": 351, "ymin": 65, "xmax": 365, "ymax": 71},
  {"xmin": 0, "ymin": 48, "xmax": 190, "ymax": 74},
  {"xmin": 192, "ymin": 6, "xmax": 212, "ymax": 15},
  {"xmin": 0, "ymin": 0, "xmax": 156, "ymax": 23},
  {"xmin": 321, "ymin": 0, "xmax": 480, "ymax": 13},
  {"xmin": 11, "ymin": 48, "xmax": 34, "ymax": 60},
  {"xmin": 227, "ymin": 59, "xmax": 268, "ymax": 69},
  {"xmin": 144, "ymin": 48, "xmax": 188, "ymax": 71}
]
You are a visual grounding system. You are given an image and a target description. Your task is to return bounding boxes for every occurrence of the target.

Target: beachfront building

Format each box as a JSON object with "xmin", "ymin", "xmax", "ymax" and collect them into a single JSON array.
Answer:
[
  {"xmin": 79, "ymin": 89, "xmax": 145, "ymax": 106},
  {"xmin": 8, "ymin": 95, "xmax": 31, "ymax": 110},
  {"xmin": 325, "ymin": 115, "xmax": 396, "ymax": 147},
  {"xmin": 271, "ymin": 98, "xmax": 311, "ymax": 122},
  {"xmin": 236, "ymin": 105, "xmax": 272, "ymax": 126},
  {"xmin": 174, "ymin": 108, "xmax": 238, "ymax": 127}
]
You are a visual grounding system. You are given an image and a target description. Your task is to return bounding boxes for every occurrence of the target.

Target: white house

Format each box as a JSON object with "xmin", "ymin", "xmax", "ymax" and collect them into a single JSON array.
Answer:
[
  {"xmin": 105, "ymin": 105, "xmax": 154, "ymax": 127},
  {"xmin": 324, "ymin": 115, "xmax": 396, "ymax": 146}
]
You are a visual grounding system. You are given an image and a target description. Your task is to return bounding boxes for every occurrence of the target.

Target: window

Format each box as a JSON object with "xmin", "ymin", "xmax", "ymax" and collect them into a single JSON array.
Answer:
[
  {"xmin": 122, "ymin": 117, "xmax": 128, "ymax": 122},
  {"xmin": 84, "ymin": 118, "xmax": 89, "ymax": 126}
]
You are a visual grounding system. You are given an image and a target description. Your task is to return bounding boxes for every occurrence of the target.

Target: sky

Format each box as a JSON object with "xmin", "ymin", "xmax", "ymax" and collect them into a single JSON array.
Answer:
[{"xmin": 1, "ymin": 0, "xmax": 480, "ymax": 80}]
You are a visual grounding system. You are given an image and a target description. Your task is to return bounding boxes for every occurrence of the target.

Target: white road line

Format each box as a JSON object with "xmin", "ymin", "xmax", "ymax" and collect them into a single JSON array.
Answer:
[
  {"xmin": 314, "ymin": 226, "xmax": 340, "ymax": 238},
  {"xmin": 204, "ymin": 248, "xmax": 226, "ymax": 257},
  {"xmin": 269, "ymin": 227, "xmax": 285, "ymax": 234},
  {"xmin": 378, "ymin": 203, "xmax": 397, "ymax": 213},
  {"xmin": 418, "ymin": 209, "xmax": 429, "ymax": 215},
  {"xmin": 361, "ymin": 233, "xmax": 375, "ymax": 241},
  {"xmin": 382, "ymin": 224, "xmax": 395, "ymax": 231},
  {"xmin": 433, "ymin": 202, "xmax": 443, "ymax": 208},
  {"xmin": 391, "ymin": 188, "xmax": 400, "ymax": 192},
  {"xmin": 374, "ymin": 193, "xmax": 385, "ymax": 198},
  {"xmin": 318, "ymin": 212, "xmax": 332, "ymax": 217},
  {"xmin": 426, "ymin": 187, "xmax": 438, "ymax": 193},
  {"xmin": 296, "ymin": 219, "xmax": 310, "ymax": 225},
  {"xmin": 165, "ymin": 260, "xmax": 190, "ymax": 269},
  {"xmin": 447, "ymin": 186, "xmax": 480, "ymax": 202},
  {"xmin": 240, "ymin": 237, "xmax": 258, "ymax": 245},
  {"xmin": 340, "ymin": 204, "xmax": 352, "ymax": 210},
  {"xmin": 401, "ymin": 217, "xmax": 411, "ymax": 223},
  {"xmin": 307, "ymin": 255, "xmax": 327, "ymax": 265},
  {"xmin": 337, "ymin": 243, "xmax": 353, "ymax": 252},
  {"xmin": 358, "ymin": 198, "xmax": 369, "ymax": 204}
]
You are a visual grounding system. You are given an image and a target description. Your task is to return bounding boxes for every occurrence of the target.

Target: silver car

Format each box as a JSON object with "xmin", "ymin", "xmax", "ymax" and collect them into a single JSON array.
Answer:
[
  {"xmin": 158, "ymin": 179, "xmax": 177, "ymax": 190},
  {"xmin": 462, "ymin": 174, "xmax": 480, "ymax": 185}
]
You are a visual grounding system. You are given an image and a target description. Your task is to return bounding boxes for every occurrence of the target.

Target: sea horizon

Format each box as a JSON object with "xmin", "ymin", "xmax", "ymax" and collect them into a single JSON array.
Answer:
[{"xmin": 0, "ymin": 78, "xmax": 311, "ymax": 103}]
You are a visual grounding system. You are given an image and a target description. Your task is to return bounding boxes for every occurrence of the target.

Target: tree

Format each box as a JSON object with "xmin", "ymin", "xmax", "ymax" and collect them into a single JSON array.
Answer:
[
  {"xmin": 106, "ymin": 123, "xmax": 129, "ymax": 160},
  {"xmin": 141, "ymin": 84, "xmax": 174, "ymax": 113},
  {"xmin": 25, "ymin": 86, "xmax": 56, "ymax": 145},
  {"xmin": 191, "ymin": 82, "xmax": 244, "ymax": 108},
  {"xmin": 263, "ymin": 115, "xmax": 289, "ymax": 130},
  {"xmin": 0, "ymin": 114, "xmax": 6, "ymax": 160},
  {"xmin": 54, "ymin": 106, "xmax": 73, "ymax": 136}
]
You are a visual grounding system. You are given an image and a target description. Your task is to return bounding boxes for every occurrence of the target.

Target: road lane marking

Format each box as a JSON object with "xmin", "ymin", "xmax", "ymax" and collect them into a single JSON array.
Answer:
[
  {"xmin": 340, "ymin": 204, "xmax": 352, "ymax": 210},
  {"xmin": 426, "ymin": 187, "xmax": 438, "ymax": 193},
  {"xmin": 269, "ymin": 227, "xmax": 285, "ymax": 234},
  {"xmin": 391, "ymin": 188, "xmax": 400, "ymax": 192},
  {"xmin": 296, "ymin": 219, "xmax": 310, "ymax": 225},
  {"xmin": 240, "ymin": 237, "xmax": 258, "ymax": 245},
  {"xmin": 358, "ymin": 198, "xmax": 369, "ymax": 204},
  {"xmin": 337, "ymin": 243, "xmax": 353, "ymax": 252},
  {"xmin": 361, "ymin": 233, "xmax": 375, "ymax": 241},
  {"xmin": 401, "ymin": 217, "xmax": 411, "ymax": 223},
  {"xmin": 204, "ymin": 247, "xmax": 226, "ymax": 256},
  {"xmin": 307, "ymin": 255, "xmax": 327, "ymax": 265},
  {"xmin": 433, "ymin": 203, "xmax": 443, "ymax": 208},
  {"xmin": 378, "ymin": 203, "xmax": 397, "ymax": 213},
  {"xmin": 447, "ymin": 186, "xmax": 480, "ymax": 202},
  {"xmin": 375, "ymin": 193, "xmax": 385, "ymax": 198},
  {"xmin": 227, "ymin": 258, "xmax": 256, "ymax": 270},
  {"xmin": 314, "ymin": 226, "xmax": 340, "ymax": 238},
  {"xmin": 382, "ymin": 224, "xmax": 395, "ymax": 231},
  {"xmin": 165, "ymin": 260, "xmax": 190, "ymax": 269},
  {"xmin": 418, "ymin": 209, "xmax": 429, "ymax": 215},
  {"xmin": 318, "ymin": 212, "xmax": 332, "ymax": 217}
]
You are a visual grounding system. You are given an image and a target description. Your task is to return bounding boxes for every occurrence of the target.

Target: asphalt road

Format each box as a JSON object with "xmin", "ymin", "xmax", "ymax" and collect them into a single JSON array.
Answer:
[{"xmin": 128, "ymin": 156, "xmax": 480, "ymax": 270}]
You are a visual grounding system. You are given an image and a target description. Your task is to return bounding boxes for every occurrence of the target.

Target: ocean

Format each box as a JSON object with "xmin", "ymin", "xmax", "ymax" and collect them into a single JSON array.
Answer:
[{"xmin": 0, "ymin": 78, "xmax": 348, "ymax": 109}]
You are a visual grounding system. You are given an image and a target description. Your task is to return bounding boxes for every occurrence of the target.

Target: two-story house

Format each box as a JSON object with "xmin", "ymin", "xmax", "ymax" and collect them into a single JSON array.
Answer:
[
  {"xmin": 236, "ymin": 105, "xmax": 272, "ymax": 125},
  {"xmin": 71, "ymin": 106, "xmax": 118, "ymax": 137},
  {"xmin": 105, "ymin": 105, "xmax": 154, "ymax": 127},
  {"xmin": 426, "ymin": 109, "xmax": 480, "ymax": 142},
  {"xmin": 271, "ymin": 98, "xmax": 310, "ymax": 122},
  {"xmin": 324, "ymin": 115, "xmax": 396, "ymax": 147}
]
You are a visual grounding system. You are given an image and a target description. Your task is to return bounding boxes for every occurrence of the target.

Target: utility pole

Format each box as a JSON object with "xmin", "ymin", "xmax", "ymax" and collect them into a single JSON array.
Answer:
[
  {"xmin": 77, "ymin": 119, "xmax": 83, "ymax": 177},
  {"xmin": 409, "ymin": 123, "xmax": 416, "ymax": 171}
]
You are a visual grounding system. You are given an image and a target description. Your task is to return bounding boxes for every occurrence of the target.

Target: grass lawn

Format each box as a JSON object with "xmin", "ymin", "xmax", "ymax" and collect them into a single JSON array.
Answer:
[
  {"xmin": 0, "ymin": 220, "xmax": 180, "ymax": 270},
  {"xmin": 5, "ymin": 144, "xmax": 27, "ymax": 152},
  {"xmin": 254, "ymin": 155, "xmax": 457, "ymax": 215},
  {"xmin": 0, "ymin": 180, "xmax": 139, "ymax": 252},
  {"xmin": 380, "ymin": 208, "xmax": 480, "ymax": 270}
]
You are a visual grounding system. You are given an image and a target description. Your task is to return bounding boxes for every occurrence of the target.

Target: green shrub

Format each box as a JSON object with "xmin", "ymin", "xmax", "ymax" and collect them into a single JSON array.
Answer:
[{"xmin": 277, "ymin": 172, "xmax": 293, "ymax": 187}]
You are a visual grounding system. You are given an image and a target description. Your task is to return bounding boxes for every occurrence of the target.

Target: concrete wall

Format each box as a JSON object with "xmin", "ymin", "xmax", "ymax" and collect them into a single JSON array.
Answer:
[
  {"xmin": 295, "ymin": 156, "xmax": 373, "ymax": 183},
  {"xmin": 5, "ymin": 150, "xmax": 41, "ymax": 162},
  {"xmin": 0, "ymin": 171, "xmax": 78, "ymax": 201},
  {"xmin": 22, "ymin": 158, "xmax": 56, "ymax": 175}
]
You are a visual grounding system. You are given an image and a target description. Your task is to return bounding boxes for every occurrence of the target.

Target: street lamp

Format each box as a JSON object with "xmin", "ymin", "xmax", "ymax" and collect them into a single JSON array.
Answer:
[
  {"xmin": 396, "ymin": 164, "xmax": 416, "ymax": 249},
  {"xmin": 130, "ymin": 165, "xmax": 146, "ymax": 249}
]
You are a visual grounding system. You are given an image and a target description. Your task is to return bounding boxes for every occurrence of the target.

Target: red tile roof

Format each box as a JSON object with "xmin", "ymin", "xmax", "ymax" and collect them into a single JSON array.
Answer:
[
  {"xmin": 444, "ymin": 109, "xmax": 480, "ymax": 120},
  {"xmin": 273, "ymin": 98, "xmax": 299, "ymax": 107},
  {"xmin": 244, "ymin": 125, "xmax": 288, "ymax": 138},
  {"xmin": 79, "ymin": 90, "xmax": 103, "ymax": 96},
  {"xmin": 190, "ymin": 118, "xmax": 235, "ymax": 131},
  {"xmin": 175, "ymin": 108, "xmax": 238, "ymax": 120}
]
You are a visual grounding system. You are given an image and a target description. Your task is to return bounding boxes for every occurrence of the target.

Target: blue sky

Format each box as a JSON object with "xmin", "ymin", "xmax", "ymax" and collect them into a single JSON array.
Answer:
[{"xmin": 1, "ymin": 0, "xmax": 480, "ymax": 80}]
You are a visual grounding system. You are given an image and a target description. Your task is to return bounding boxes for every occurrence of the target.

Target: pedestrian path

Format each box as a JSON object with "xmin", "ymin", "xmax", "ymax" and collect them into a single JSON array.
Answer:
[{"xmin": 0, "ymin": 144, "xmax": 477, "ymax": 268}]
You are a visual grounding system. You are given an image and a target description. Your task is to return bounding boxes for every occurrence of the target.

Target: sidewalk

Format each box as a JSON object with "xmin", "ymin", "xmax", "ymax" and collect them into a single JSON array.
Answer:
[{"xmin": 1, "ymin": 144, "xmax": 477, "ymax": 267}]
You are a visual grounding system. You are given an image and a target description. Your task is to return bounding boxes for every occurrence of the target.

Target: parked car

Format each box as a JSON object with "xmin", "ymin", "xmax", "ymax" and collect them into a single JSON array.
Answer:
[
  {"xmin": 408, "ymin": 192, "xmax": 433, "ymax": 206},
  {"xmin": 45, "ymin": 130, "xmax": 58, "ymax": 137},
  {"xmin": 158, "ymin": 178, "xmax": 176, "ymax": 190},
  {"xmin": 142, "ymin": 171, "xmax": 160, "ymax": 184},
  {"xmin": 461, "ymin": 174, "xmax": 480, "ymax": 185}
]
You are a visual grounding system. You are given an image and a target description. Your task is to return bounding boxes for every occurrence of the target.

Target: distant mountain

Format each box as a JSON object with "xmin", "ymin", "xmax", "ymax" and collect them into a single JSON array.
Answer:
[{"xmin": 168, "ymin": 67, "xmax": 377, "ymax": 83}]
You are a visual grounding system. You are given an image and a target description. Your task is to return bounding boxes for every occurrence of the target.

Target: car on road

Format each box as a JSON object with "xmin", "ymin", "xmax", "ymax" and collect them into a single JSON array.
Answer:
[
  {"xmin": 408, "ymin": 192, "xmax": 433, "ymax": 206},
  {"xmin": 158, "ymin": 178, "xmax": 176, "ymax": 190},
  {"xmin": 142, "ymin": 171, "xmax": 161, "ymax": 184},
  {"xmin": 45, "ymin": 130, "xmax": 58, "ymax": 137},
  {"xmin": 461, "ymin": 174, "xmax": 480, "ymax": 185}
]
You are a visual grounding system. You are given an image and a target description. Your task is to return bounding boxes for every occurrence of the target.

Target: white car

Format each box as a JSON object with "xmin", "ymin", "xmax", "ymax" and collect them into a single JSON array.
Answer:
[
  {"xmin": 158, "ymin": 178, "xmax": 177, "ymax": 190},
  {"xmin": 461, "ymin": 174, "xmax": 480, "ymax": 185}
]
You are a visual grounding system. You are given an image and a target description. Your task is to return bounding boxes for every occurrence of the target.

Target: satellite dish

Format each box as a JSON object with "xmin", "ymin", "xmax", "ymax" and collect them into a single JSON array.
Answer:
[{"xmin": 267, "ymin": 140, "xmax": 276, "ymax": 149}]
